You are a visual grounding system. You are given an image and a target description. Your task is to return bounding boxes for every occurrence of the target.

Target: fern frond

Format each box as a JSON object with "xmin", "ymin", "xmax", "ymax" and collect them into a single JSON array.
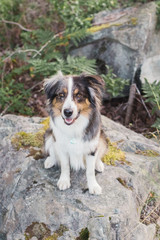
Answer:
[
  {"xmin": 29, "ymin": 55, "xmax": 97, "ymax": 77},
  {"xmin": 67, "ymin": 28, "xmax": 89, "ymax": 47}
]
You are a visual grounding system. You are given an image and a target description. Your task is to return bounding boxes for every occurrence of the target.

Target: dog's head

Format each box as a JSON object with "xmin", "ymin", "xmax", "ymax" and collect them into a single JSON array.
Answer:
[{"xmin": 44, "ymin": 71, "xmax": 104, "ymax": 125}]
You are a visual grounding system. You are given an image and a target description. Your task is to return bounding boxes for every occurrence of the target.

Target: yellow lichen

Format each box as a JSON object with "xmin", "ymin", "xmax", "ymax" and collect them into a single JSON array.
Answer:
[
  {"xmin": 130, "ymin": 17, "xmax": 138, "ymax": 26},
  {"xmin": 87, "ymin": 22, "xmax": 122, "ymax": 33},
  {"xmin": 44, "ymin": 233, "xmax": 59, "ymax": 240},
  {"xmin": 102, "ymin": 138, "xmax": 130, "ymax": 166},
  {"xmin": 11, "ymin": 117, "xmax": 50, "ymax": 150},
  {"xmin": 87, "ymin": 16, "xmax": 138, "ymax": 34},
  {"xmin": 135, "ymin": 149, "xmax": 160, "ymax": 157}
]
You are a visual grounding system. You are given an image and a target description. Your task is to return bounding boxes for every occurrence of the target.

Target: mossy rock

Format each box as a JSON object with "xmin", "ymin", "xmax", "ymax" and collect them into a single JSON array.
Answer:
[
  {"xmin": 11, "ymin": 117, "xmax": 50, "ymax": 150},
  {"xmin": 135, "ymin": 149, "xmax": 160, "ymax": 157},
  {"xmin": 102, "ymin": 138, "xmax": 130, "ymax": 166}
]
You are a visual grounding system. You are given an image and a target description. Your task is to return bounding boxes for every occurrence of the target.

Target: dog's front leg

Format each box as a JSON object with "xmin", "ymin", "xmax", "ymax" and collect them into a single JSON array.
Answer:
[
  {"xmin": 57, "ymin": 153, "xmax": 71, "ymax": 191},
  {"xmin": 86, "ymin": 153, "xmax": 102, "ymax": 195}
]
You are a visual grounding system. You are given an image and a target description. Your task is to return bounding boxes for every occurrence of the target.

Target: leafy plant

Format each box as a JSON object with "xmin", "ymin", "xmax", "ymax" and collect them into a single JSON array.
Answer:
[
  {"xmin": 0, "ymin": 0, "xmax": 121, "ymax": 116},
  {"xmin": 102, "ymin": 65, "xmax": 130, "ymax": 98},
  {"xmin": 0, "ymin": 79, "xmax": 32, "ymax": 115},
  {"xmin": 156, "ymin": 0, "xmax": 160, "ymax": 30},
  {"xmin": 29, "ymin": 55, "xmax": 97, "ymax": 77},
  {"xmin": 142, "ymin": 78, "xmax": 160, "ymax": 129}
]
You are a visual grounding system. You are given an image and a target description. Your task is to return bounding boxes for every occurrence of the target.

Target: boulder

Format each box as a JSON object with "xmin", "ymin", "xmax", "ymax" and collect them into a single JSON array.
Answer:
[
  {"xmin": 0, "ymin": 114, "xmax": 160, "ymax": 240},
  {"xmin": 70, "ymin": 2, "xmax": 160, "ymax": 84},
  {"xmin": 140, "ymin": 55, "xmax": 160, "ymax": 84}
]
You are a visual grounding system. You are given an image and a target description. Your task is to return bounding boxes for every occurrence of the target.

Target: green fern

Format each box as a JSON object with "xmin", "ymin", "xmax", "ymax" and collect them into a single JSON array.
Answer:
[
  {"xmin": 143, "ymin": 78, "xmax": 160, "ymax": 113},
  {"xmin": 29, "ymin": 55, "xmax": 97, "ymax": 77},
  {"xmin": 102, "ymin": 65, "xmax": 129, "ymax": 98},
  {"xmin": 142, "ymin": 78, "xmax": 160, "ymax": 130}
]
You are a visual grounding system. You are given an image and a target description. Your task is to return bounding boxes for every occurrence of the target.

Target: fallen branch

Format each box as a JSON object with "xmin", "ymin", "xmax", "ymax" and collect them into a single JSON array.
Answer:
[
  {"xmin": 33, "ymin": 30, "xmax": 65, "ymax": 58},
  {"xmin": 125, "ymin": 83, "xmax": 136, "ymax": 126},
  {"xmin": 136, "ymin": 85, "xmax": 151, "ymax": 119},
  {"xmin": 3, "ymin": 49, "xmax": 41, "ymax": 62},
  {"xmin": 0, "ymin": 19, "xmax": 33, "ymax": 32}
]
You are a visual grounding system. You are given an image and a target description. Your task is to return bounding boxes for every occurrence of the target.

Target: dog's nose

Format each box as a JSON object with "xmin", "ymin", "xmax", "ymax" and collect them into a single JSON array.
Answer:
[{"xmin": 64, "ymin": 109, "xmax": 73, "ymax": 117}]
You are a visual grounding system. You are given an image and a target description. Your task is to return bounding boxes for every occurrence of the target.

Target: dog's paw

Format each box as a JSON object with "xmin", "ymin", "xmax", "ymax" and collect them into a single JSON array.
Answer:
[
  {"xmin": 44, "ymin": 156, "xmax": 55, "ymax": 169},
  {"xmin": 57, "ymin": 177, "xmax": 71, "ymax": 191},
  {"xmin": 95, "ymin": 160, "xmax": 104, "ymax": 172},
  {"xmin": 89, "ymin": 182, "xmax": 102, "ymax": 195}
]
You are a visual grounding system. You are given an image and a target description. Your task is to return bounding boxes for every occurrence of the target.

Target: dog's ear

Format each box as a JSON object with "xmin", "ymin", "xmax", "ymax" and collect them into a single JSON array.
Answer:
[
  {"xmin": 43, "ymin": 71, "xmax": 63, "ymax": 101},
  {"xmin": 84, "ymin": 75, "xmax": 105, "ymax": 87},
  {"xmin": 83, "ymin": 74, "xmax": 105, "ymax": 106}
]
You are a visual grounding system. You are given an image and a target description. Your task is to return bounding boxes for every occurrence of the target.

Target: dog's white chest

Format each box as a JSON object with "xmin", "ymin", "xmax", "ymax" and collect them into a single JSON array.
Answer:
[{"xmin": 50, "ymin": 116, "xmax": 99, "ymax": 170}]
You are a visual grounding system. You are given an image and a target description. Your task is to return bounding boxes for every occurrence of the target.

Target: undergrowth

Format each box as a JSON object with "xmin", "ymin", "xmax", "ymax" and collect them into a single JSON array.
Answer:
[
  {"xmin": 142, "ymin": 78, "xmax": 160, "ymax": 130},
  {"xmin": 1, "ymin": 0, "xmax": 160, "ymax": 116}
]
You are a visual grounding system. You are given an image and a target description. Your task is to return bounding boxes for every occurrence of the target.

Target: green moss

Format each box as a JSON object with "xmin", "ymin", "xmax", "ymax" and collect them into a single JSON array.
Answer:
[
  {"xmin": 130, "ymin": 17, "xmax": 138, "ymax": 25},
  {"xmin": 76, "ymin": 228, "xmax": 89, "ymax": 240},
  {"xmin": 54, "ymin": 224, "xmax": 68, "ymax": 237},
  {"xmin": 102, "ymin": 138, "xmax": 130, "ymax": 166},
  {"xmin": 24, "ymin": 222, "xmax": 51, "ymax": 240},
  {"xmin": 24, "ymin": 222, "xmax": 68, "ymax": 240},
  {"xmin": 11, "ymin": 117, "xmax": 50, "ymax": 150},
  {"xmin": 135, "ymin": 149, "xmax": 160, "ymax": 157},
  {"xmin": 44, "ymin": 233, "xmax": 59, "ymax": 240}
]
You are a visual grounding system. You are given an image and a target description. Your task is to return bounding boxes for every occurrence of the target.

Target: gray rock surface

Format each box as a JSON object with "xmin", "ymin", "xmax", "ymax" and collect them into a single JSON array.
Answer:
[
  {"xmin": 0, "ymin": 114, "xmax": 160, "ymax": 240},
  {"xmin": 140, "ymin": 55, "xmax": 160, "ymax": 84},
  {"xmin": 70, "ymin": 2, "xmax": 160, "ymax": 83}
]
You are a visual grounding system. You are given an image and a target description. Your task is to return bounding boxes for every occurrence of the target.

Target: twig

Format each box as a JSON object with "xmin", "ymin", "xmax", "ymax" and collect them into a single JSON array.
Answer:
[
  {"xmin": 3, "ymin": 49, "xmax": 41, "ymax": 62},
  {"xmin": 124, "ymin": 200, "xmax": 160, "ymax": 239},
  {"xmin": 0, "ymin": 19, "xmax": 33, "ymax": 32},
  {"xmin": 136, "ymin": 85, "xmax": 152, "ymax": 118},
  {"xmin": 0, "ymin": 103, "xmax": 14, "ymax": 116},
  {"xmin": 29, "ymin": 81, "xmax": 43, "ymax": 90},
  {"xmin": 33, "ymin": 30, "xmax": 65, "ymax": 58},
  {"xmin": 125, "ymin": 83, "xmax": 136, "ymax": 126},
  {"xmin": 1, "ymin": 61, "xmax": 7, "ymax": 88}
]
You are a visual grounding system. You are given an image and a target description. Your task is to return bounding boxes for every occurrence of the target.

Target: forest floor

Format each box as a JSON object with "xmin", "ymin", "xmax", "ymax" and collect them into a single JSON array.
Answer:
[{"xmin": 28, "ymin": 81, "xmax": 157, "ymax": 137}]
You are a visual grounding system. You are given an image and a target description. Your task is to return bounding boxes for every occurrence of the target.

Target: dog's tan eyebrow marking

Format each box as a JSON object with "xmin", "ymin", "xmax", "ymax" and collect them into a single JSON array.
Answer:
[
  {"xmin": 74, "ymin": 88, "xmax": 79, "ymax": 94},
  {"xmin": 63, "ymin": 88, "xmax": 67, "ymax": 94}
]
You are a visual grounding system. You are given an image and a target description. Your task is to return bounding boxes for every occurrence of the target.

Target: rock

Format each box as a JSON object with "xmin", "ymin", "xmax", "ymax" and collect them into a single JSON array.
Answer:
[
  {"xmin": 70, "ymin": 2, "xmax": 160, "ymax": 85},
  {"xmin": 140, "ymin": 55, "xmax": 160, "ymax": 84},
  {"xmin": 0, "ymin": 114, "xmax": 160, "ymax": 239}
]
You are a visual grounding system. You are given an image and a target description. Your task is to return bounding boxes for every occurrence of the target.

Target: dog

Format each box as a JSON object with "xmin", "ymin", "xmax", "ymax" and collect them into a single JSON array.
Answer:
[{"xmin": 43, "ymin": 71, "xmax": 107, "ymax": 195}]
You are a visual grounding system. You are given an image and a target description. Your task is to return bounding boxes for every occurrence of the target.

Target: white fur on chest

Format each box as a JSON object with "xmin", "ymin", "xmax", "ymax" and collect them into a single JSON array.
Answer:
[{"xmin": 49, "ymin": 117, "xmax": 99, "ymax": 171}]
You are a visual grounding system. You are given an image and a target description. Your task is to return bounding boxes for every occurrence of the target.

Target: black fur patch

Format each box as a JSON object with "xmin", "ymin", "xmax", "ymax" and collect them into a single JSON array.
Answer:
[
  {"xmin": 44, "ymin": 128, "xmax": 56, "ymax": 142},
  {"xmin": 89, "ymin": 148, "xmax": 97, "ymax": 156}
]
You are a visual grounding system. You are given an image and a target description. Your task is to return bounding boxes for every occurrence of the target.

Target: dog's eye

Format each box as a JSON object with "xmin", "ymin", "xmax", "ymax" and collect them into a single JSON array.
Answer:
[
  {"xmin": 58, "ymin": 93, "xmax": 65, "ymax": 99},
  {"xmin": 75, "ymin": 93, "xmax": 83, "ymax": 102}
]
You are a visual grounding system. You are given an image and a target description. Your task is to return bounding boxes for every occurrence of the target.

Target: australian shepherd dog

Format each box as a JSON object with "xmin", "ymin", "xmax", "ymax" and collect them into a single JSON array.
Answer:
[{"xmin": 43, "ymin": 71, "xmax": 107, "ymax": 195}]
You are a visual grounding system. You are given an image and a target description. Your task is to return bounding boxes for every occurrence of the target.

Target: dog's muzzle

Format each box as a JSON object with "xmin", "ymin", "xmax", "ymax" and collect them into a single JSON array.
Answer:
[{"xmin": 63, "ymin": 108, "xmax": 80, "ymax": 125}]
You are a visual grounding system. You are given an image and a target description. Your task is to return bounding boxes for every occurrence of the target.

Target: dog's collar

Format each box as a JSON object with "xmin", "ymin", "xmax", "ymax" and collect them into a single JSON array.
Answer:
[{"xmin": 70, "ymin": 138, "xmax": 77, "ymax": 144}]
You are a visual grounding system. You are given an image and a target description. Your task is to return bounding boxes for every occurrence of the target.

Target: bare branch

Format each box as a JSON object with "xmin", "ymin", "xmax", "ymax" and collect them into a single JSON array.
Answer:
[
  {"xmin": 136, "ymin": 85, "xmax": 152, "ymax": 118},
  {"xmin": 3, "ymin": 49, "xmax": 41, "ymax": 62},
  {"xmin": 33, "ymin": 30, "xmax": 65, "ymax": 58},
  {"xmin": 0, "ymin": 103, "xmax": 13, "ymax": 116},
  {"xmin": 125, "ymin": 83, "xmax": 136, "ymax": 126},
  {"xmin": 0, "ymin": 19, "xmax": 33, "ymax": 32}
]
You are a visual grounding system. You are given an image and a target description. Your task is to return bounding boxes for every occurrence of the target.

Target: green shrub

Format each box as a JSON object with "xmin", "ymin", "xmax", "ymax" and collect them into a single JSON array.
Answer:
[
  {"xmin": 0, "ymin": 79, "xmax": 32, "ymax": 115},
  {"xmin": 142, "ymin": 78, "xmax": 160, "ymax": 130},
  {"xmin": 156, "ymin": 1, "xmax": 160, "ymax": 30},
  {"xmin": 102, "ymin": 66, "xmax": 130, "ymax": 98}
]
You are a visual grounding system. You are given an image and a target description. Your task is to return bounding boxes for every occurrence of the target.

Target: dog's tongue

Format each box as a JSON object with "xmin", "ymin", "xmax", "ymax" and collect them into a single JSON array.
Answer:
[{"xmin": 64, "ymin": 118, "xmax": 74, "ymax": 125}]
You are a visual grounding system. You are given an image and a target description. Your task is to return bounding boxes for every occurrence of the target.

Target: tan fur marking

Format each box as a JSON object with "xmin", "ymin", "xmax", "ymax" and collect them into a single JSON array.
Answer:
[
  {"xmin": 52, "ymin": 99, "xmax": 63, "ymax": 117},
  {"xmin": 77, "ymin": 99, "xmax": 91, "ymax": 117},
  {"xmin": 63, "ymin": 88, "xmax": 68, "ymax": 94},
  {"xmin": 85, "ymin": 98, "xmax": 90, "ymax": 106},
  {"xmin": 74, "ymin": 88, "xmax": 79, "ymax": 94}
]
